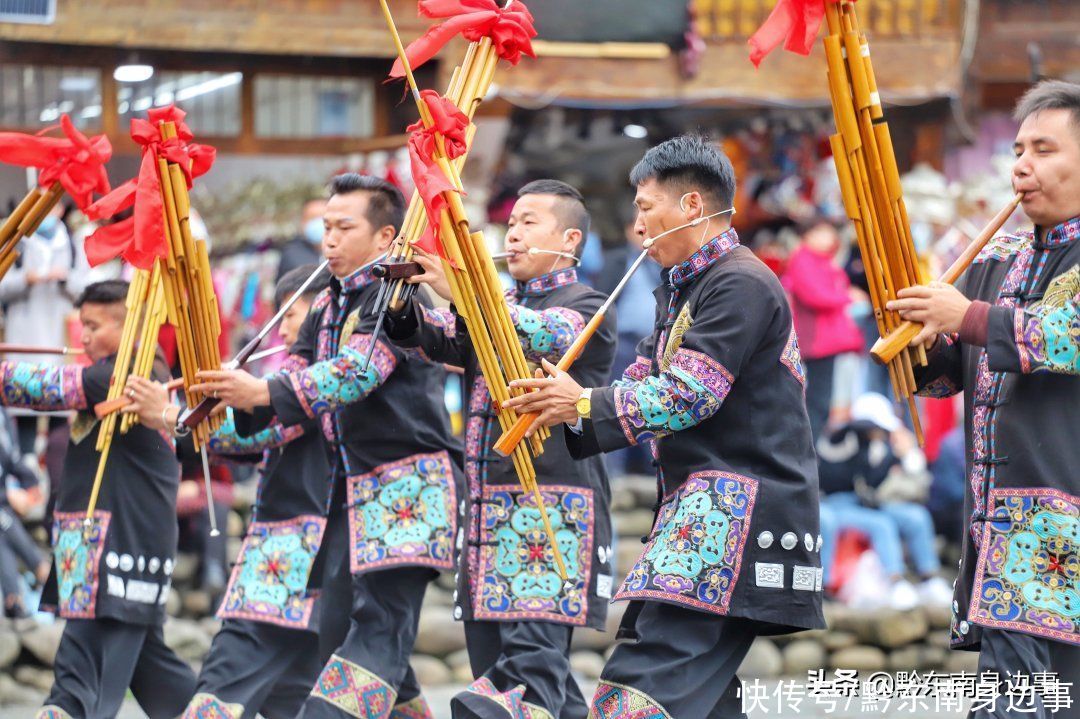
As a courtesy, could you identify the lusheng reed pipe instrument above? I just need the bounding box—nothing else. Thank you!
[377,0,569,582]
[870,193,1024,365]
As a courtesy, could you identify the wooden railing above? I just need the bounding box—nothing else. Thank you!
[693,0,964,41]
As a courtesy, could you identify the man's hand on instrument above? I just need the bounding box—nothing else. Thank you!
[503,358,583,437]
[121,376,172,430]
[888,282,971,348]
[407,248,453,302]
[189,369,271,412]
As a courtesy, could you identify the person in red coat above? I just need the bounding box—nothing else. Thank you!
[782,221,864,440]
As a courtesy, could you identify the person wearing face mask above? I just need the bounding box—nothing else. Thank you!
[0,202,92,453]
[383,179,617,719]
[276,197,330,284]
[887,79,1080,711]
[187,174,461,719]
[501,136,824,719]
[0,280,197,719]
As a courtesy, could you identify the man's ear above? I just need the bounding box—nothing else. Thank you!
[563,228,583,252]
[375,225,397,252]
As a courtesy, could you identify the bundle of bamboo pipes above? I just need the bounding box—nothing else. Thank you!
[154,120,224,449]
[0,182,65,282]
[86,263,167,521]
[85,119,224,526]
[378,0,567,581]
[822,0,926,444]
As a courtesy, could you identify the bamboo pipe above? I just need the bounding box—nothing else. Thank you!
[870,193,1024,365]
[378,0,567,580]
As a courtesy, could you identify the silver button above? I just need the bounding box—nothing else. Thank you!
[959,621,969,635]
[453,606,463,620]
[952,600,959,613]
[815,535,822,552]
[781,532,798,550]
[757,531,774,549]
[804,533,814,552]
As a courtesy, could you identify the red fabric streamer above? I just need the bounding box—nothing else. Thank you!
[390,0,537,78]
[84,106,216,270]
[748,0,845,68]
[407,91,470,261]
[0,115,112,211]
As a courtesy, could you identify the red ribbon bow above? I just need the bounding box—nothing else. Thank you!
[407,91,470,258]
[748,0,844,68]
[390,0,537,78]
[0,115,112,211]
[84,105,216,270]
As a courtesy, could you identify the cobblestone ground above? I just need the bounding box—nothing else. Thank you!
[7,679,979,718]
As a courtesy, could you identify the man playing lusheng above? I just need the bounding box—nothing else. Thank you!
[889,79,1079,716]
[387,179,617,718]
[0,280,196,718]
[504,136,825,718]
[190,174,462,719]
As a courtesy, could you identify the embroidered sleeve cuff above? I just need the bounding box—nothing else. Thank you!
[958,300,991,346]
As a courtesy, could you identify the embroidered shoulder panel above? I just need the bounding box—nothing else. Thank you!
[973,232,1032,264]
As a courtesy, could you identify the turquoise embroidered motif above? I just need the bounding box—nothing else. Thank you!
[346,451,456,573]
[0,361,86,411]
[291,333,397,422]
[506,304,585,365]
[970,488,1079,645]
[615,348,733,445]
[218,515,325,629]
[473,485,594,626]
[616,471,757,615]
[52,511,110,619]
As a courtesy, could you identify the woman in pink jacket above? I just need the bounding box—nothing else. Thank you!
[783,221,865,440]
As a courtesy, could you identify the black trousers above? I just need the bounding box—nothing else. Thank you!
[591,601,756,719]
[970,628,1080,719]
[452,620,588,719]
[184,619,323,719]
[42,617,197,719]
[299,508,433,718]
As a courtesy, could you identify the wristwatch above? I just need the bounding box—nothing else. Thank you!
[575,388,593,420]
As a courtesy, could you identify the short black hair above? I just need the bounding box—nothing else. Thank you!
[518,179,590,255]
[75,280,129,308]
[629,135,736,209]
[1014,79,1080,141]
[275,263,331,307]
[329,173,406,235]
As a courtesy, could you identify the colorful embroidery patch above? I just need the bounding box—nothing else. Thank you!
[507,304,585,365]
[779,325,806,385]
[462,677,554,719]
[347,451,457,573]
[218,515,325,629]
[291,333,397,423]
[615,471,757,615]
[0,361,86,411]
[181,692,244,719]
[421,306,457,339]
[388,695,434,719]
[311,655,396,719]
[52,511,110,619]
[591,681,674,719]
[969,488,1079,645]
[615,348,733,445]
[973,232,1031,264]
[1015,266,1080,375]
[473,485,594,626]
